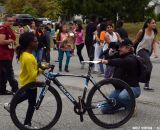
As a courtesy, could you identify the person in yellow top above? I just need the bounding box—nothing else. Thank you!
[19,51,42,86]
[4,32,42,128]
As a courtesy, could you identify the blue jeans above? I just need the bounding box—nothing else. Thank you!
[101,86,141,113]
[59,49,70,67]
[104,65,115,78]
[33,48,43,65]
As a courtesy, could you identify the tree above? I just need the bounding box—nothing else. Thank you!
[61,0,153,22]
[0,0,5,5]
[5,0,62,19]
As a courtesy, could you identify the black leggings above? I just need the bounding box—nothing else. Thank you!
[76,43,84,63]
[16,88,37,125]
[138,49,153,83]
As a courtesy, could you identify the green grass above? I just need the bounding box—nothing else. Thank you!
[124,22,160,40]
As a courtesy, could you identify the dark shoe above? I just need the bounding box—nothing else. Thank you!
[59,66,62,72]
[0,90,13,95]
[144,83,154,91]
[144,87,154,91]
[64,65,69,72]
[144,83,149,88]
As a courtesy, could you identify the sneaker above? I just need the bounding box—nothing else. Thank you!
[25,125,38,129]
[4,103,10,113]
[143,87,154,91]
[98,102,115,114]
[144,83,154,91]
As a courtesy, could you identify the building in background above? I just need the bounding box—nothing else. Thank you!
[149,0,160,15]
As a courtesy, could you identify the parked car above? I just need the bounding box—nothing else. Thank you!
[37,18,52,25]
[12,14,41,26]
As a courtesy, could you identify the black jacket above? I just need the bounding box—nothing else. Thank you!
[108,52,139,87]
[36,29,45,49]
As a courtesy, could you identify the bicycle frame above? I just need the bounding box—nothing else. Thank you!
[43,71,97,107]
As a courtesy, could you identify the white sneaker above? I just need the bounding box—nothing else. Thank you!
[4,103,10,113]
[25,125,38,129]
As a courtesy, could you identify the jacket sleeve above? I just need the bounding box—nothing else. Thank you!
[108,57,131,68]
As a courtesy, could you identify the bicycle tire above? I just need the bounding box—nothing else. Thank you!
[87,78,135,129]
[10,82,62,130]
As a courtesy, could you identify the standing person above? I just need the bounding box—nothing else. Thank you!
[43,26,51,64]
[57,24,70,72]
[133,18,158,91]
[50,24,55,49]
[93,24,101,73]
[15,23,25,35]
[34,25,45,65]
[93,17,105,73]
[75,22,85,69]
[68,22,76,56]
[96,23,107,76]
[116,20,128,40]
[27,21,36,35]
[4,32,43,128]
[85,16,97,61]
[104,23,122,79]
[106,23,122,44]
[54,23,60,50]
[0,15,18,95]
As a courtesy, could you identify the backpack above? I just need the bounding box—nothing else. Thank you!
[135,55,148,83]
[134,29,145,54]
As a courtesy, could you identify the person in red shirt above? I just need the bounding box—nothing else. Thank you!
[0,15,18,95]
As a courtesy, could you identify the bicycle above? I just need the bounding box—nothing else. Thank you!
[9,62,135,130]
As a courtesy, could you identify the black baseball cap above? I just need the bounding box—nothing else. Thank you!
[119,38,133,48]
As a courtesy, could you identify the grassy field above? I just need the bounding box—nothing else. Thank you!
[124,22,160,40]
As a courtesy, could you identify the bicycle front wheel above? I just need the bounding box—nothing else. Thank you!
[87,78,135,129]
[10,82,62,130]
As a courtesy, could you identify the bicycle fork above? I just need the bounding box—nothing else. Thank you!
[35,84,49,110]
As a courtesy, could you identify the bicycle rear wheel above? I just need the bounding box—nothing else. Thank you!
[10,82,62,130]
[87,78,135,129]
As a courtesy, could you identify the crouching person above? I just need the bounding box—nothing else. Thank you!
[99,38,141,114]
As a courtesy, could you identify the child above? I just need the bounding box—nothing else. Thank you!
[56,24,70,72]
[4,32,43,128]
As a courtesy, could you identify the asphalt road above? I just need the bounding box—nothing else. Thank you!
[0,47,160,130]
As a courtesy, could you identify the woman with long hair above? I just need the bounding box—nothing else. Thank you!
[75,22,85,69]
[133,18,158,91]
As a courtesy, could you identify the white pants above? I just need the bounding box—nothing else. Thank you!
[94,43,102,72]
